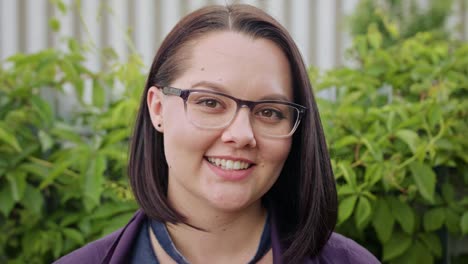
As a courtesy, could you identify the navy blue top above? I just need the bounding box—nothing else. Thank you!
[131,216,271,263]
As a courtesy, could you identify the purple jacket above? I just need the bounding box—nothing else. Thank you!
[54,210,380,264]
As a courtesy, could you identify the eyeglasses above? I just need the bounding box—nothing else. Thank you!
[158,86,307,138]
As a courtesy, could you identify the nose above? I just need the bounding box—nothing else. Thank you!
[221,107,257,148]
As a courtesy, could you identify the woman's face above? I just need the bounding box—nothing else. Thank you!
[148,31,293,214]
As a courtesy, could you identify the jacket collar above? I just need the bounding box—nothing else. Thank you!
[103,209,285,264]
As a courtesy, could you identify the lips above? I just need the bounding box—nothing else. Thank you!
[206,157,253,170]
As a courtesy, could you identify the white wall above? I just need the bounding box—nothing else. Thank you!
[0,0,365,69]
[2,0,466,68]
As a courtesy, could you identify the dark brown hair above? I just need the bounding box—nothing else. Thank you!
[128,4,337,263]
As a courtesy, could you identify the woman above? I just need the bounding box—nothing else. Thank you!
[56,4,379,264]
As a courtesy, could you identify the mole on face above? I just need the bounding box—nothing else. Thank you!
[200,67,205,71]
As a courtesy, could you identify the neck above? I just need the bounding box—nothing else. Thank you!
[166,202,267,264]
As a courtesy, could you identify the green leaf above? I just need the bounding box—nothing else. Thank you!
[423,207,446,231]
[31,95,54,126]
[60,214,84,227]
[100,212,134,236]
[338,162,357,187]
[338,195,358,224]
[445,208,461,233]
[389,197,415,234]
[409,161,436,203]
[372,198,395,243]
[337,184,356,196]
[361,137,382,161]
[418,232,442,257]
[383,232,412,261]
[367,24,383,49]
[52,231,64,258]
[6,171,27,202]
[0,125,22,152]
[427,104,442,128]
[89,201,137,220]
[21,184,44,215]
[460,211,468,235]
[38,130,54,152]
[83,153,106,211]
[403,240,434,264]
[48,17,61,32]
[395,129,420,154]
[441,182,455,203]
[92,79,106,108]
[364,163,383,187]
[333,135,358,149]
[39,156,76,189]
[0,183,15,216]
[354,196,372,230]
[62,228,84,245]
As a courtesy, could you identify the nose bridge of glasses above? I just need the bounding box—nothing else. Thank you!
[229,103,254,130]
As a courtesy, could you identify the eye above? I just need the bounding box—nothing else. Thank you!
[197,98,222,108]
[255,108,285,120]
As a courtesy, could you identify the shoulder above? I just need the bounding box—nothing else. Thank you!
[53,229,122,264]
[314,232,380,264]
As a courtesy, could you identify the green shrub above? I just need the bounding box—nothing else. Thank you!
[313,21,468,263]
[0,41,141,263]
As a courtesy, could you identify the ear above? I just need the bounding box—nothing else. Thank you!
[147,86,164,133]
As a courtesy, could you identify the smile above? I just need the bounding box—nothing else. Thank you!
[206,157,252,170]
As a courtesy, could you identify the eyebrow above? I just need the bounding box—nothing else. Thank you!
[190,80,292,102]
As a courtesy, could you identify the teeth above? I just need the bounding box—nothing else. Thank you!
[207,158,251,170]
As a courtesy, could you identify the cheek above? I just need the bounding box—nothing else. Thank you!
[255,139,292,183]
[262,139,292,165]
[162,105,219,168]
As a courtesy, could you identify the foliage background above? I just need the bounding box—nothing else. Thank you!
[0,0,467,263]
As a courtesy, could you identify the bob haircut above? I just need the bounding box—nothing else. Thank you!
[128,4,337,263]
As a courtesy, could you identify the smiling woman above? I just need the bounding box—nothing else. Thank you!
[54,4,379,264]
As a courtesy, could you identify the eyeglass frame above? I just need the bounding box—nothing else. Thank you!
[157,86,308,138]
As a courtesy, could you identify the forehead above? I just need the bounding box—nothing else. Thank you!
[176,31,293,100]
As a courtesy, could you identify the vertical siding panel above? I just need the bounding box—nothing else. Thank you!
[52,0,74,51]
[80,0,103,105]
[17,0,26,53]
[46,2,54,49]
[315,0,336,70]
[180,0,190,16]
[334,0,343,66]
[462,0,468,40]
[315,0,337,100]
[106,0,128,62]
[154,0,163,56]
[81,0,102,70]
[212,0,228,5]
[341,0,359,67]
[25,0,47,53]
[187,0,207,12]
[290,0,310,65]
[308,0,318,66]
[241,0,260,7]
[265,0,286,26]
[134,0,158,67]
[53,0,79,115]
[161,0,181,37]
[283,0,291,33]
[0,0,19,60]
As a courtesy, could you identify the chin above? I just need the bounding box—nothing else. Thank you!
[205,188,259,212]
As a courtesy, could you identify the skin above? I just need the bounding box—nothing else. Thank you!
[147,31,293,263]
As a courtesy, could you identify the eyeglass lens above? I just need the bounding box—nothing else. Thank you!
[185,91,299,137]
